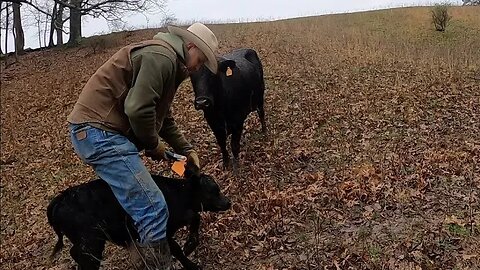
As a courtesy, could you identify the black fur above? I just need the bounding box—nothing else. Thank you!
[47,172,231,270]
[191,48,267,170]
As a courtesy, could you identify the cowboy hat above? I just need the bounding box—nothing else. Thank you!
[168,23,219,73]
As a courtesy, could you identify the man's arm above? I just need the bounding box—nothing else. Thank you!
[159,109,193,155]
[124,51,174,150]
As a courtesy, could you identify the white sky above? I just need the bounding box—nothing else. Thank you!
[2,0,463,52]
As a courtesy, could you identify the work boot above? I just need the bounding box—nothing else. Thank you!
[128,239,172,270]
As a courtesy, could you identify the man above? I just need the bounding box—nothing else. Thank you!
[67,23,219,269]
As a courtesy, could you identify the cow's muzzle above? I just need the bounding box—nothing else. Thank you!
[194,97,212,110]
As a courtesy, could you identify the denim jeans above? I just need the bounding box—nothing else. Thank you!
[69,123,168,245]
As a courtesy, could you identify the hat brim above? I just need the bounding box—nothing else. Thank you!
[168,25,218,74]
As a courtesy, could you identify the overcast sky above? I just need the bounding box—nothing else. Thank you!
[2,0,463,52]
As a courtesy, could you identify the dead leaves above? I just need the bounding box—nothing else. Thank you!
[2,7,480,270]
[337,163,384,203]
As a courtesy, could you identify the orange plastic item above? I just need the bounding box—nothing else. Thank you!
[171,160,186,177]
[226,67,233,76]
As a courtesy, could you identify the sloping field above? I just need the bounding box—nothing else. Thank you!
[1,6,479,270]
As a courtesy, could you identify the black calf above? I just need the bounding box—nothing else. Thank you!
[47,170,231,270]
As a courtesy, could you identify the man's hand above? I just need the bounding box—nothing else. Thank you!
[186,150,200,169]
[145,140,167,161]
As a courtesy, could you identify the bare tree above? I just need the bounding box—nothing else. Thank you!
[65,0,167,45]
[48,2,58,47]
[5,0,52,48]
[4,0,51,17]
[161,12,177,27]
[67,0,81,44]
[29,1,46,47]
[4,3,11,58]
[54,1,66,45]
[13,3,25,54]
[0,2,4,55]
[43,7,48,45]
[463,0,480,5]
[3,0,168,49]
[47,1,67,47]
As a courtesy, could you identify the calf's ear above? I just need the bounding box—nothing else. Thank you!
[184,163,201,179]
[218,59,236,73]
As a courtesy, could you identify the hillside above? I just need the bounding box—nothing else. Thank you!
[1,6,479,269]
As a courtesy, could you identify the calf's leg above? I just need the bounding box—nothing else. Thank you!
[168,237,200,270]
[183,212,201,256]
[70,238,105,270]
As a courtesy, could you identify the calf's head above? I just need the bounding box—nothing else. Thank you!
[185,165,231,212]
[190,58,236,111]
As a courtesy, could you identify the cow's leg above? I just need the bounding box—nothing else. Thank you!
[216,130,230,169]
[168,236,201,270]
[254,81,267,134]
[70,238,105,270]
[207,118,230,169]
[230,122,245,174]
[257,95,267,134]
[183,212,201,256]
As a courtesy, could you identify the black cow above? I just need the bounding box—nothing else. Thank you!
[47,168,231,270]
[191,48,266,171]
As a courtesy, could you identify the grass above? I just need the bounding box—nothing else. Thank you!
[448,224,470,236]
[368,244,383,262]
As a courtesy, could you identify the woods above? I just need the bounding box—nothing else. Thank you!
[0,0,166,54]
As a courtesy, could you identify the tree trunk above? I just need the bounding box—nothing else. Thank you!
[48,3,58,47]
[5,4,10,59]
[0,2,3,55]
[12,14,18,62]
[43,12,48,47]
[68,0,82,45]
[37,19,42,47]
[56,4,64,45]
[12,3,24,54]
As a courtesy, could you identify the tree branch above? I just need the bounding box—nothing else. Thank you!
[3,0,51,17]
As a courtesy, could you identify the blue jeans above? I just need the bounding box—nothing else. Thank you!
[69,123,168,245]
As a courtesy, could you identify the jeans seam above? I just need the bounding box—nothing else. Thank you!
[105,137,167,243]
[70,123,91,134]
[105,136,163,216]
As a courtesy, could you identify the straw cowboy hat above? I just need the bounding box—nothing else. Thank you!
[168,23,219,73]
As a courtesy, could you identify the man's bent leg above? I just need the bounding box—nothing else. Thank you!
[69,124,168,244]
[70,125,171,269]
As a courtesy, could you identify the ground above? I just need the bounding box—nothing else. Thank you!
[1,6,479,270]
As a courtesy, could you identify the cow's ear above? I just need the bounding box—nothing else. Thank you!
[218,59,236,73]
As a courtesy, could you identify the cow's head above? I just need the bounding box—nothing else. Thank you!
[185,164,231,212]
[190,58,236,111]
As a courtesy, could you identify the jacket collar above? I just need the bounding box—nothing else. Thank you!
[153,32,190,65]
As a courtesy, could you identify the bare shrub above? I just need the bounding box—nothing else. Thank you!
[83,35,119,54]
[432,4,452,32]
